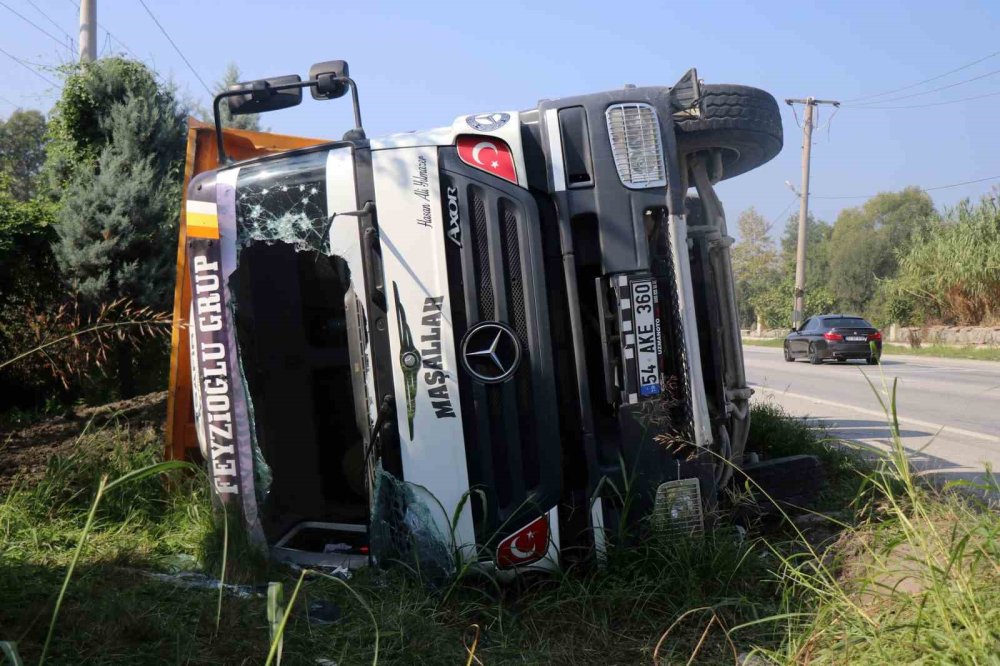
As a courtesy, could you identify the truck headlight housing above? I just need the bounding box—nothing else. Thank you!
[605,103,666,189]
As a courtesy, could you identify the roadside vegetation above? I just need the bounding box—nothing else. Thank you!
[741,336,1000,362]
[2,381,997,665]
[732,189,1000,332]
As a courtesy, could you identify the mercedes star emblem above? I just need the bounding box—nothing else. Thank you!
[460,321,521,384]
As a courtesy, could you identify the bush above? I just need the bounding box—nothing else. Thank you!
[882,193,1000,325]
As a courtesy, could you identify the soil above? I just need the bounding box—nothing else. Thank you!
[0,391,167,492]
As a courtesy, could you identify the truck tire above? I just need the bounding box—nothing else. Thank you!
[676,84,783,180]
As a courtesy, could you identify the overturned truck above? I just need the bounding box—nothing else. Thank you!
[172,61,782,574]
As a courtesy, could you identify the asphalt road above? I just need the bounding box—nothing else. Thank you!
[743,345,1000,488]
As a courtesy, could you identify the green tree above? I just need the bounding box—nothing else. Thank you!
[49,58,186,396]
[0,109,47,201]
[732,207,779,328]
[751,276,837,329]
[780,213,832,289]
[0,175,61,407]
[214,62,262,131]
[827,188,938,313]
[45,58,173,192]
[743,213,836,329]
[49,58,185,310]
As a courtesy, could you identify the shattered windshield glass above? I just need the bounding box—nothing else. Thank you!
[236,152,332,254]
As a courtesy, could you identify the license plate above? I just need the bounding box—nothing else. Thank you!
[846,335,866,342]
[614,275,664,404]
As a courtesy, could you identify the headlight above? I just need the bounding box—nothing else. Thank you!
[605,103,667,189]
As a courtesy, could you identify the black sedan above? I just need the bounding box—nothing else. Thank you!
[784,315,882,365]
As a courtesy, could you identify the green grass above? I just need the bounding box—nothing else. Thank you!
[880,343,1000,362]
[1,387,998,665]
[742,336,1000,361]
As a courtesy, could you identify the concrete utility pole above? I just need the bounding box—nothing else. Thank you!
[78,0,96,62]
[785,97,839,330]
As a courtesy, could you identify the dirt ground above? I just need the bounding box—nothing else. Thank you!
[0,391,167,492]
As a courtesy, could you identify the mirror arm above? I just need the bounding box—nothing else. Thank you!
[345,77,363,134]
[211,76,363,166]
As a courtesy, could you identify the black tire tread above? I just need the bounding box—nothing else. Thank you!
[676,84,783,180]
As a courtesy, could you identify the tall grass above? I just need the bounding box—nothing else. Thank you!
[2,380,998,663]
[884,193,1000,325]
[742,370,1000,664]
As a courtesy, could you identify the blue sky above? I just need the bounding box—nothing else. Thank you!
[3,0,998,239]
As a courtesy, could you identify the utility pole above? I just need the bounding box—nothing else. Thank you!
[785,97,839,330]
[78,0,96,62]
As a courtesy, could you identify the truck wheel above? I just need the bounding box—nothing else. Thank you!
[676,84,783,180]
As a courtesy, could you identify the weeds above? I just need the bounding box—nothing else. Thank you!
[2,375,998,664]
[0,298,171,391]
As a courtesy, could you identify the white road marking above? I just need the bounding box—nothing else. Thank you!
[753,386,1000,444]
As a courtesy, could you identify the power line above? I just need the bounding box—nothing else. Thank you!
[768,195,800,228]
[842,89,1000,110]
[810,175,999,200]
[24,0,75,44]
[844,49,1000,103]
[846,67,1000,106]
[0,0,73,52]
[0,46,58,87]
[135,0,212,97]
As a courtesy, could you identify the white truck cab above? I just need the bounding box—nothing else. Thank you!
[184,61,782,575]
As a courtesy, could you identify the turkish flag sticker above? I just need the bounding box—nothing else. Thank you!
[496,515,549,569]
[456,135,517,184]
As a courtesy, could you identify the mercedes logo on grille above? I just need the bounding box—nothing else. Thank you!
[460,321,521,384]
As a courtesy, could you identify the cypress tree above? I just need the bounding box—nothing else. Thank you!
[50,58,186,395]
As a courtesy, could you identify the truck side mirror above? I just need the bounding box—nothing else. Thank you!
[309,60,350,100]
[227,74,303,115]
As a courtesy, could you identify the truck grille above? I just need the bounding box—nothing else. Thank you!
[441,153,560,543]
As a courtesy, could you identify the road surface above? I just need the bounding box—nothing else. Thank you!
[743,345,1000,489]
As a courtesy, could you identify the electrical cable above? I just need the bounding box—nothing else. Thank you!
[843,49,1000,103]
[0,0,72,52]
[810,175,999,200]
[845,67,1000,106]
[135,0,212,97]
[769,195,800,228]
[0,46,58,86]
[24,0,75,44]
[842,89,1000,110]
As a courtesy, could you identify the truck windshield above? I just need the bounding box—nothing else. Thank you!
[228,150,369,543]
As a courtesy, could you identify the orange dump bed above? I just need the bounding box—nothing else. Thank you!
[165,120,327,461]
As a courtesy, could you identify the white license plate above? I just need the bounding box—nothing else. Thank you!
[630,280,661,396]
[846,335,866,342]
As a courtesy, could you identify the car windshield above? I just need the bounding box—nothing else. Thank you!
[823,317,872,328]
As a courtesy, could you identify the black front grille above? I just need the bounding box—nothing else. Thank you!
[470,191,494,320]
[440,151,560,545]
